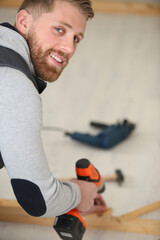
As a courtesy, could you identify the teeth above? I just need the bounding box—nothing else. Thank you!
[50,53,62,63]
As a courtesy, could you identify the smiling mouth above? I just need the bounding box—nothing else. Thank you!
[49,52,63,64]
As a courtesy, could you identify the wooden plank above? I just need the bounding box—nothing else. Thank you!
[92,1,160,16]
[0,199,160,235]
[120,201,160,221]
[0,199,54,226]
[0,0,160,17]
[0,0,22,7]
[84,215,160,235]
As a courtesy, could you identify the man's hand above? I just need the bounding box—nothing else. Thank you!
[70,179,106,214]
[82,194,107,215]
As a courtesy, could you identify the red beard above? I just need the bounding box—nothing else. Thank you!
[27,31,69,82]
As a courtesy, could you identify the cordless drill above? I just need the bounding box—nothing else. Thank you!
[53,158,105,240]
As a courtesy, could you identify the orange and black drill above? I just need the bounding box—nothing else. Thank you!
[53,158,105,240]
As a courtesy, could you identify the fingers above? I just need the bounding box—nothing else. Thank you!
[70,179,106,215]
[85,194,107,215]
[71,179,97,212]
[94,194,107,212]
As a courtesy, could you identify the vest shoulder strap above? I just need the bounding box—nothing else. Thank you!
[0,45,46,169]
[0,45,47,94]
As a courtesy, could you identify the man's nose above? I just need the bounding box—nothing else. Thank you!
[60,36,75,58]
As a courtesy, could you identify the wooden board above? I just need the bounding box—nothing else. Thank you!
[0,199,160,235]
[92,1,160,16]
[0,0,160,17]
[0,0,22,7]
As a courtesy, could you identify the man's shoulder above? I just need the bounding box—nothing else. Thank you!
[0,46,47,93]
[0,22,18,32]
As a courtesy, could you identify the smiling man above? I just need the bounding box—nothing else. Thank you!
[19,0,87,82]
[0,0,106,218]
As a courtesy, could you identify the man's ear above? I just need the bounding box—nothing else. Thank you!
[16,10,32,37]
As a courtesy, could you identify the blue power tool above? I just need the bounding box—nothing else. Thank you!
[65,119,135,149]
[43,119,136,149]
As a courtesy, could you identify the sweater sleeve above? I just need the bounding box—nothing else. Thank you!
[0,67,81,217]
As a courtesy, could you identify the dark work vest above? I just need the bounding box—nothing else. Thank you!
[0,45,47,169]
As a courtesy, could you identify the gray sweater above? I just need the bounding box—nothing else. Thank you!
[0,24,81,217]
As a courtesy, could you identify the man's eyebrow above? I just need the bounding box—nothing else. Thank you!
[59,21,84,38]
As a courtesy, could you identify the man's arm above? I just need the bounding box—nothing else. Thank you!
[0,68,82,217]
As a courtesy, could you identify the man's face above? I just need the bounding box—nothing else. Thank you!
[25,1,86,82]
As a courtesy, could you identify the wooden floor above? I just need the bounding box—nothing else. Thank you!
[0,6,160,240]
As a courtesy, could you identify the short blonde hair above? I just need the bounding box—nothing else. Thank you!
[18,0,94,20]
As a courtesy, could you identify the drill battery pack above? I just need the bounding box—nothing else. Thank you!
[54,209,86,240]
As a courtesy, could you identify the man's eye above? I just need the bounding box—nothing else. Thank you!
[56,27,63,33]
[74,36,80,43]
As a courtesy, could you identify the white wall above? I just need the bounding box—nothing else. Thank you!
[0,7,160,240]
